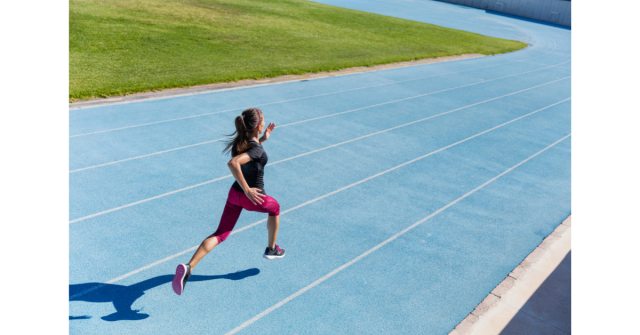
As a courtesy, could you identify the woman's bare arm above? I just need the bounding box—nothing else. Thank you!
[259,123,276,144]
[227,153,266,205]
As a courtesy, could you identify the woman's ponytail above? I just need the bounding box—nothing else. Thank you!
[236,115,247,136]
[223,108,262,156]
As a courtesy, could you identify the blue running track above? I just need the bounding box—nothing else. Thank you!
[69,1,571,334]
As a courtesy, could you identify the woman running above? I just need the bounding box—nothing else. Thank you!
[172,107,285,295]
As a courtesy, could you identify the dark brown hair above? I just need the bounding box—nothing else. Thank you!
[223,108,262,157]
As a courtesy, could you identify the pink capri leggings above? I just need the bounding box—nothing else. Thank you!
[210,187,280,244]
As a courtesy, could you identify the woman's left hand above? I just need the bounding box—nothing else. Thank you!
[260,123,276,143]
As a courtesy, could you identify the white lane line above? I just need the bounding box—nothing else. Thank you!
[68,77,569,224]
[69,246,199,300]
[69,66,499,138]
[69,70,475,138]
[69,138,227,173]
[268,61,568,130]
[69,98,570,299]
[68,48,563,138]
[515,38,557,63]
[70,60,570,173]
[224,133,572,335]
[68,175,232,224]
[70,284,105,300]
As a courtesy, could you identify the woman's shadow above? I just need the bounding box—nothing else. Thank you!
[69,268,260,322]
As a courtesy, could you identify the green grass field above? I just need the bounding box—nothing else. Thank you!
[70,0,527,101]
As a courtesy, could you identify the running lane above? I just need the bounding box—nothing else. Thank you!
[69,1,570,334]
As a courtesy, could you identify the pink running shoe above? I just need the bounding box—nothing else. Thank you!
[172,264,191,295]
[263,245,285,259]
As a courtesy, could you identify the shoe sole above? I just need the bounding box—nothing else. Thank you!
[263,253,285,260]
[172,264,187,295]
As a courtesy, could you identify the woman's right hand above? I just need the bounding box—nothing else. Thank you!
[245,188,266,205]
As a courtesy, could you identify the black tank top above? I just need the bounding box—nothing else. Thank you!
[231,139,268,195]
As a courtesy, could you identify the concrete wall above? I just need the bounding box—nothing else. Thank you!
[437,0,571,27]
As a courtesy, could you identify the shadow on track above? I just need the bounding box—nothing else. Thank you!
[69,268,260,322]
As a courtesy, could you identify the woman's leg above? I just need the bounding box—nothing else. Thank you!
[267,215,279,249]
[237,192,284,258]
[187,236,219,271]
[240,194,281,248]
[187,191,243,271]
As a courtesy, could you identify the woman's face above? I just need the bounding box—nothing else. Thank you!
[259,115,265,133]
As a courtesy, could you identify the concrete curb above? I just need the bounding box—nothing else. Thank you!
[69,54,484,110]
[448,215,572,335]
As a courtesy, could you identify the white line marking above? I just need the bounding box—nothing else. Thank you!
[68,175,233,224]
[69,98,570,299]
[69,245,199,300]
[224,133,572,335]
[69,138,227,173]
[515,38,557,64]
[69,284,105,300]
[70,60,570,173]
[69,77,569,223]
[69,48,564,138]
